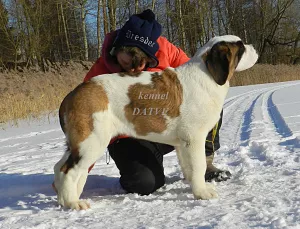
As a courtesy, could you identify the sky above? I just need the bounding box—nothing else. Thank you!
[0,80,300,229]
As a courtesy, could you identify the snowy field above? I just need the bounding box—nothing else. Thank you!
[1,80,300,229]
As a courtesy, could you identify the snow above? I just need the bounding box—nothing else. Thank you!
[1,80,300,229]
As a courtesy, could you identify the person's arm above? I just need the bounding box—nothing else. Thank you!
[84,31,120,82]
[161,37,190,68]
[83,57,109,82]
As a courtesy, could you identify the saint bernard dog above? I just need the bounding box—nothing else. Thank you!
[53,35,258,210]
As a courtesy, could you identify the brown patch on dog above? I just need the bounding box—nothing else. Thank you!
[203,41,245,85]
[124,68,183,136]
[59,81,109,173]
[227,41,245,81]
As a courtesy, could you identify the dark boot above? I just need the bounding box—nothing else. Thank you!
[205,154,231,182]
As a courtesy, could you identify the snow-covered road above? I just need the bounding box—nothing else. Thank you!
[1,81,300,229]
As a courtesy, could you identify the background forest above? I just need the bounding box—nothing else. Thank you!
[1,0,300,124]
[1,0,300,71]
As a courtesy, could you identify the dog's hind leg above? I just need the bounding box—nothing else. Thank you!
[54,126,111,210]
[181,131,218,200]
[54,149,85,209]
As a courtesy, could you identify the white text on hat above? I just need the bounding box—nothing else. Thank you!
[125,30,156,48]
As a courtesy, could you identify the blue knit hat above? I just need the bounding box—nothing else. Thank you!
[111,9,162,68]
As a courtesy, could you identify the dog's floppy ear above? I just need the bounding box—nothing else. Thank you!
[204,41,245,85]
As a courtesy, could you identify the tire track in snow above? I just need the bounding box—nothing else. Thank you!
[217,83,300,227]
[266,91,293,138]
[222,90,264,146]
[223,82,300,170]
[222,82,300,147]
[243,83,300,145]
[252,85,300,152]
[239,94,261,145]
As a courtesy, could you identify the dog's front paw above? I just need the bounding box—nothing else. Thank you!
[193,183,218,200]
[67,200,91,210]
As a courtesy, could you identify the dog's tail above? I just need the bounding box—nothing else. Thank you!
[59,89,74,134]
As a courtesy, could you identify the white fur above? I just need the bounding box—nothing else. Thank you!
[54,35,258,209]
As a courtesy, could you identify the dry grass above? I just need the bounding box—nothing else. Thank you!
[0,61,92,126]
[231,64,300,86]
[1,63,300,126]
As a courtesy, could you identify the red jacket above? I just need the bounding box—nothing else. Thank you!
[84,30,190,144]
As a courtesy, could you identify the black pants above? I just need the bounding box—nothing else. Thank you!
[108,112,223,195]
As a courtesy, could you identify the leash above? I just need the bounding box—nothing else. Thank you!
[205,121,219,152]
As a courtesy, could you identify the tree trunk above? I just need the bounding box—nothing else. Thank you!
[97,0,102,57]
[56,3,63,60]
[176,0,186,51]
[108,0,116,31]
[80,0,88,61]
[215,0,227,34]
[135,0,138,13]
[165,0,171,41]
[102,0,109,34]
[208,1,215,37]
[241,3,248,43]
[60,2,72,59]
[152,0,156,11]
[225,0,233,34]
[258,0,294,62]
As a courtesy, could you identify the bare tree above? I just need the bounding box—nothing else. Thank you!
[0,0,299,69]
[258,0,295,62]
[59,1,72,59]
[0,0,19,68]
[152,0,156,11]
[97,0,102,56]
[102,0,109,35]
[175,0,186,51]
[135,0,139,14]
[78,0,88,61]
[108,0,116,31]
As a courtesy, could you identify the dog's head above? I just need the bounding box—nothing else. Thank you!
[199,35,258,85]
